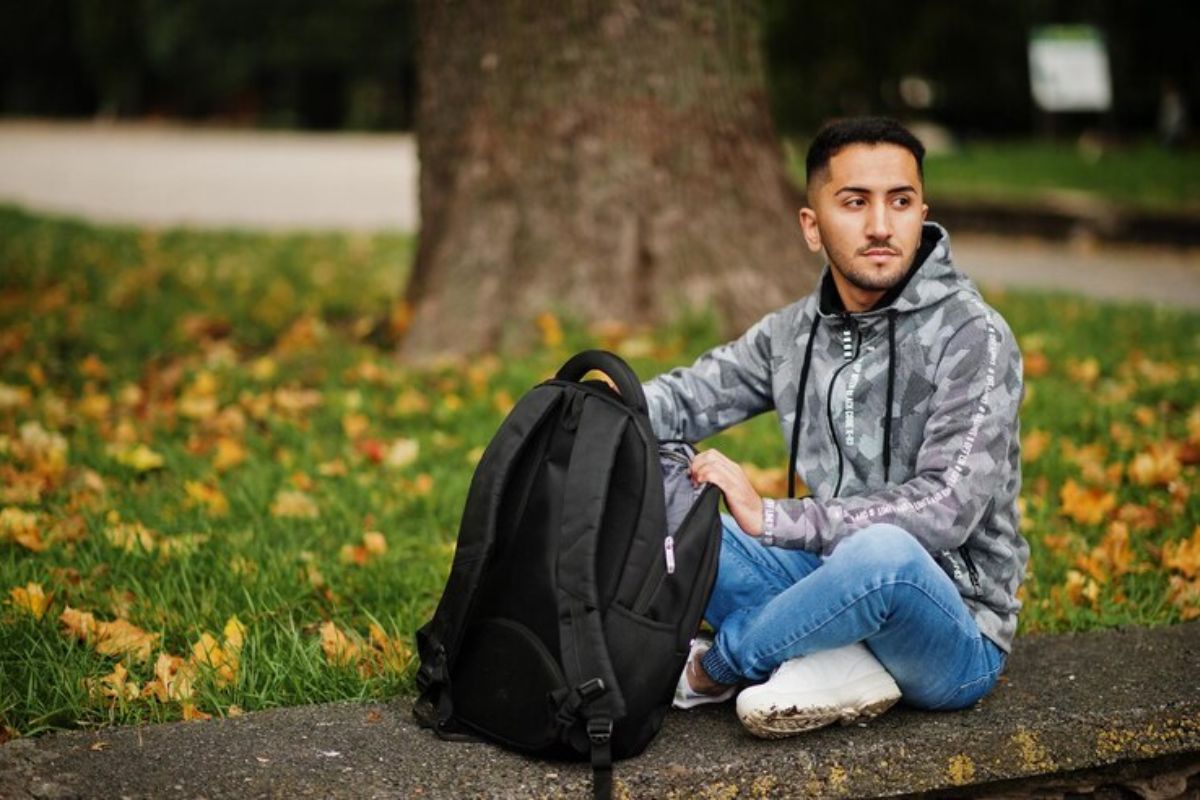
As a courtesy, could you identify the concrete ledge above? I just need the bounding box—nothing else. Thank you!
[2,623,1198,799]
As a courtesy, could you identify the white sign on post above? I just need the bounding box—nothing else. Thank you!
[1028,25,1113,112]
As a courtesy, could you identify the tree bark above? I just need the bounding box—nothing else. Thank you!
[404,0,815,357]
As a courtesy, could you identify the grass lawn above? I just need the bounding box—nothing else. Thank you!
[786,138,1200,215]
[2,205,1198,737]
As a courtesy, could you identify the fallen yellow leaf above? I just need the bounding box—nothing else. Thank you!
[1162,527,1200,579]
[0,507,45,551]
[210,437,246,472]
[1021,430,1052,463]
[1058,479,1116,526]
[342,413,370,440]
[184,480,230,517]
[320,621,361,667]
[536,312,564,348]
[270,490,319,519]
[8,582,52,619]
[385,438,420,470]
[181,702,212,721]
[1128,443,1182,487]
[105,520,157,552]
[109,443,165,473]
[60,607,160,662]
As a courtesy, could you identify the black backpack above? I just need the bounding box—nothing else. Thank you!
[414,350,722,799]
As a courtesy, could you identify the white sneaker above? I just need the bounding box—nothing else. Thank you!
[735,643,901,738]
[672,638,737,709]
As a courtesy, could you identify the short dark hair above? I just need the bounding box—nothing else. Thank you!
[805,117,926,186]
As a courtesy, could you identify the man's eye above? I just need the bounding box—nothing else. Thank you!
[845,198,865,208]
[893,196,911,208]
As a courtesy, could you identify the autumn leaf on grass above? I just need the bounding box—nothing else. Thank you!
[16,421,68,478]
[212,436,247,473]
[1058,479,1116,526]
[342,413,370,441]
[319,621,411,676]
[1065,358,1100,387]
[142,653,195,703]
[1128,443,1182,487]
[104,519,157,553]
[0,507,45,551]
[272,386,323,416]
[398,473,434,497]
[108,443,165,473]
[8,582,52,619]
[320,621,362,667]
[1023,350,1051,378]
[178,372,220,420]
[368,624,412,674]
[1064,569,1100,608]
[1074,521,1143,583]
[184,480,229,517]
[1161,527,1200,579]
[1061,441,1118,485]
[536,312,564,349]
[0,383,32,411]
[385,438,420,470]
[85,663,140,702]
[390,388,430,417]
[340,531,387,566]
[1021,430,1052,463]
[270,490,319,519]
[1167,576,1200,621]
[60,606,160,662]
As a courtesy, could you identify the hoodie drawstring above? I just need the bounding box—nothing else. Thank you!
[787,314,821,498]
[883,310,897,483]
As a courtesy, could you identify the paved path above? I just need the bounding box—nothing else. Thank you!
[1,120,1198,308]
[0,121,418,233]
[2,623,1198,799]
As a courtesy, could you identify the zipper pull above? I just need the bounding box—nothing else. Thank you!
[664,536,676,574]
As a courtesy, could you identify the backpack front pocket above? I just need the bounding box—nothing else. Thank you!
[451,616,567,752]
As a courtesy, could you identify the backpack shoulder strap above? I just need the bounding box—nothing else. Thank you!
[415,384,563,734]
[555,394,630,798]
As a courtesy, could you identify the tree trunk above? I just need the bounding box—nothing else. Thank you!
[403,0,815,357]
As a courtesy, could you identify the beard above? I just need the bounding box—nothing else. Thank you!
[827,240,916,293]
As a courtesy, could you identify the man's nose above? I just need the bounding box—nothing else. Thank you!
[866,201,892,241]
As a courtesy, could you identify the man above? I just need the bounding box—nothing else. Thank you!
[643,117,1027,738]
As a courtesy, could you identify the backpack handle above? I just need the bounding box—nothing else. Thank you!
[556,350,648,415]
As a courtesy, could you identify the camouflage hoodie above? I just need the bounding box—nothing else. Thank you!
[643,223,1028,652]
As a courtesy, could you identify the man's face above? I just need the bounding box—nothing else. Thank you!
[798,143,928,312]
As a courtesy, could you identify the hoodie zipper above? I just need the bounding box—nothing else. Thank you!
[959,546,982,596]
[825,317,860,497]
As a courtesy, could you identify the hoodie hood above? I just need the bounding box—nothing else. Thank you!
[817,222,975,317]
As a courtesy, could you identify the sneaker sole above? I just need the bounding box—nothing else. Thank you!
[738,692,899,739]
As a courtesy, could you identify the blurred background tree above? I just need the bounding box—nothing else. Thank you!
[402,0,810,355]
[2,0,1195,137]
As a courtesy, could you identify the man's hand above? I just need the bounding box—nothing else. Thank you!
[690,448,764,536]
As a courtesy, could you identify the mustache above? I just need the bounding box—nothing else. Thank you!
[856,241,901,255]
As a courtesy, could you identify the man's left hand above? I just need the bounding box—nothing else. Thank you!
[690,448,764,536]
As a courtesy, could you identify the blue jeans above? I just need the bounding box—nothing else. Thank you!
[700,518,1006,710]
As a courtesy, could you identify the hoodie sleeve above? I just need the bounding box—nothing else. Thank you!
[642,312,778,442]
[762,311,1022,555]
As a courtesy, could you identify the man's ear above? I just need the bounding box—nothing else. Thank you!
[798,207,823,253]
[922,203,929,221]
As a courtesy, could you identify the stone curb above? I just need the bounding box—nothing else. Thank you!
[2,623,1198,799]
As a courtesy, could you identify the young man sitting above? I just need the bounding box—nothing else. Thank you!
[643,117,1028,737]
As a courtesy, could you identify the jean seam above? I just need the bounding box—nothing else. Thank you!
[927,658,1003,711]
[748,577,977,671]
[724,529,799,592]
